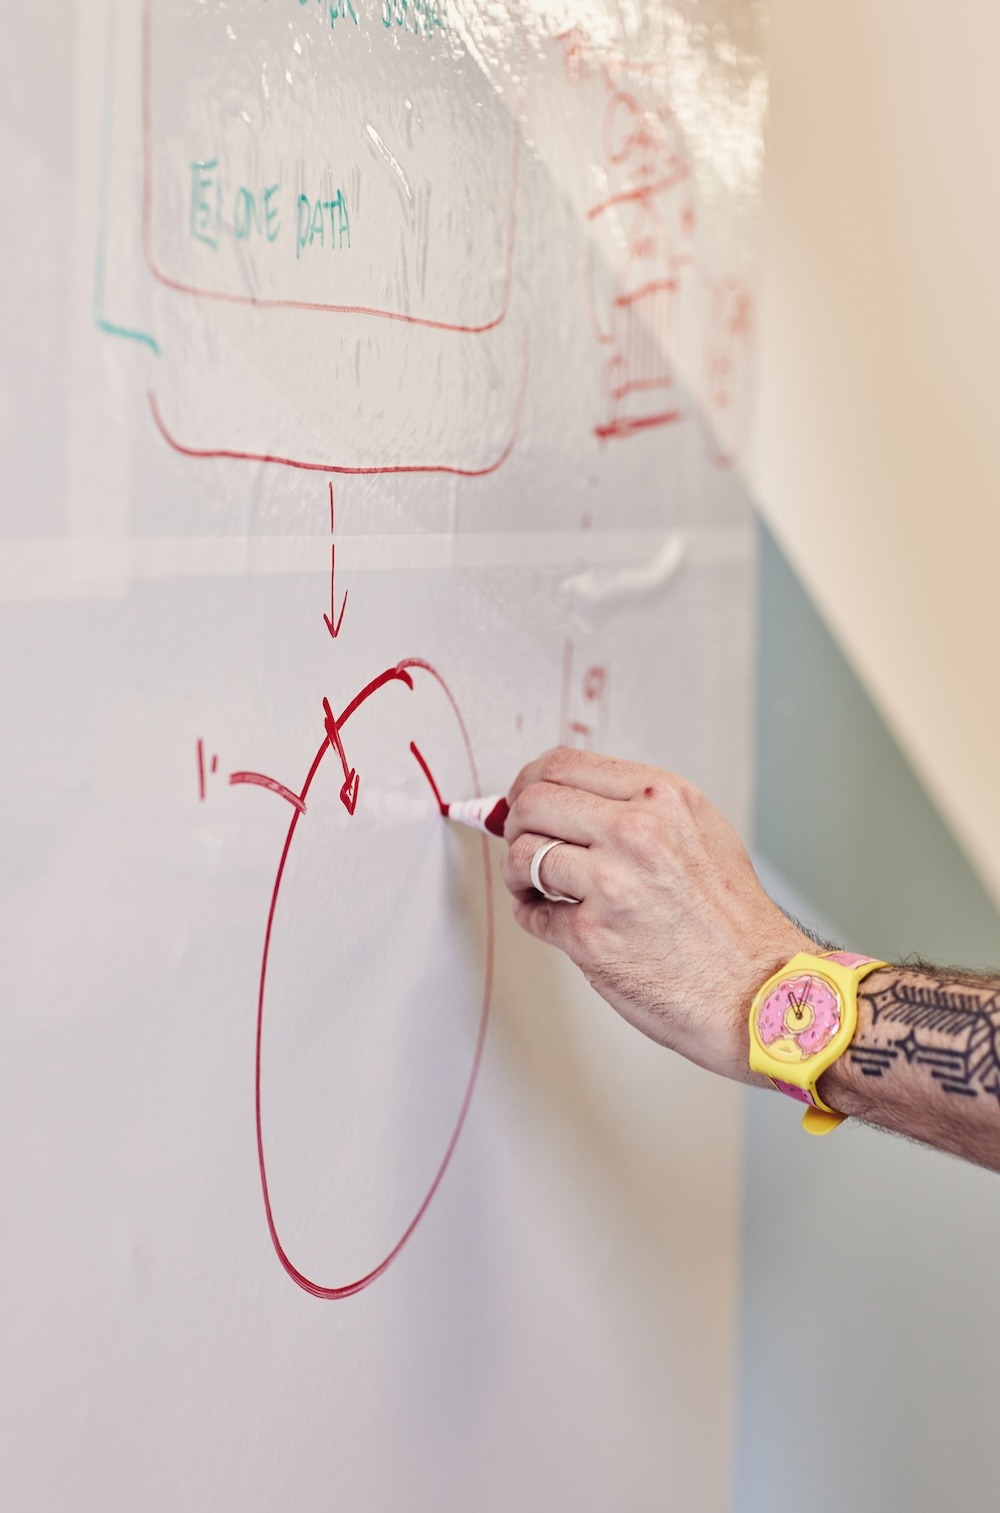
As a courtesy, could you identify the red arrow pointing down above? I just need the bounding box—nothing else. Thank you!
[322,697,359,816]
[323,543,348,639]
[338,768,360,815]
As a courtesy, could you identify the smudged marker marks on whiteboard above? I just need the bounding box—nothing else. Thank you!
[229,772,306,814]
[255,658,493,1300]
[365,123,414,226]
[560,532,686,605]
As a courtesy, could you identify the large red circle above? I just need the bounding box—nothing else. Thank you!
[254,659,494,1298]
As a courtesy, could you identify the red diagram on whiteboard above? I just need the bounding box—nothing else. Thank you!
[190,481,498,1299]
[254,658,494,1299]
[118,1,529,478]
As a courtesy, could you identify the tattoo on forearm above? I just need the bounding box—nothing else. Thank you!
[852,973,1000,1103]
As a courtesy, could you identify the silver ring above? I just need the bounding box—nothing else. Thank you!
[529,838,581,904]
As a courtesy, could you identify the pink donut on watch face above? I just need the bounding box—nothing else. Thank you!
[754,973,843,1063]
[750,953,882,1125]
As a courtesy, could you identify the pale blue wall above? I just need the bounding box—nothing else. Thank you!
[735,520,1000,1513]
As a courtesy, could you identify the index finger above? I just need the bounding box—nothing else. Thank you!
[507,747,659,805]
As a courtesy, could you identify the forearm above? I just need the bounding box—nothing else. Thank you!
[500,747,1000,1177]
[815,965,1000,1173]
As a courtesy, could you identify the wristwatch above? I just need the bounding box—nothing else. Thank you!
[748,950,887,1135]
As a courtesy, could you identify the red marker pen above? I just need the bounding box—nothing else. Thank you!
[445,795,509,838]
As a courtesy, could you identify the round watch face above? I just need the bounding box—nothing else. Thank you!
[754,973,842,1063]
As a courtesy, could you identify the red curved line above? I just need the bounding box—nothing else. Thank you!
[145,336,528,477]
[141,0,521,336]
[409,739,448,815]
[335,665,414,729]
[256,659,492,1298]
[229,771,307,813]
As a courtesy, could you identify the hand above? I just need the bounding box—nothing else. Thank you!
[501,748,814,1086]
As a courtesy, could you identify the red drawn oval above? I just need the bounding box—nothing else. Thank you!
[254,660,494,1298]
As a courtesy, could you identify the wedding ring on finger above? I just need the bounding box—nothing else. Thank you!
[529,838,582,904]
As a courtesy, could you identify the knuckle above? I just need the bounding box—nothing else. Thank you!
[510,833,536,870]
[539,747,574,784]
[511,898,534,934]
[614,806,660,858]
[664,776,702,819]
[504,793,529,837]
[502,835,526,883]
[513,782,545,821]
[592,863,625,908]
[529,902,554,939]
[502,796,523,841]
[677,780,705,817]
[568,909,605,962]
[508,754,548,805]
[508,764,529,798]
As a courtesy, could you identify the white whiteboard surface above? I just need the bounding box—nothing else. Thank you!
[1,3,765,1508]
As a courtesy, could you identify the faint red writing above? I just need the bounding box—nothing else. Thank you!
[560,640,610,750]
[559,29,755,464]
[702,274,754,468]
[586,79,693,443]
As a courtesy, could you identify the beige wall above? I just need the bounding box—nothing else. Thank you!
[750,0,1000,906]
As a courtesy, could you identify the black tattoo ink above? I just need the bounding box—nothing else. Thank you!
[852,976,1000,1104]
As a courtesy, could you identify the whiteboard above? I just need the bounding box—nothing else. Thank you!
[0,2,765,1508]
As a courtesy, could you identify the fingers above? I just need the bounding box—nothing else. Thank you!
[508,747,661,807]
[503,779,614,847]
[501,832,589,903]
[511,894,583,955]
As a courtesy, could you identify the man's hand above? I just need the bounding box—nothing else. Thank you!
[502,747,1000,1173]
[501,747,812,1086]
